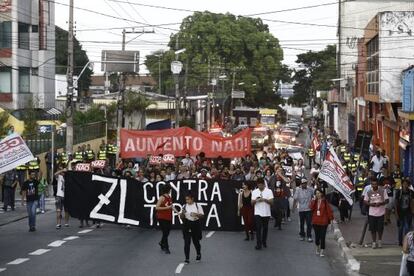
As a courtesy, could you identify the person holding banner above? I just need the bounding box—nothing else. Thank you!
[180,193,204,264]
[252,178,274,250]
[156,184,174,254]
[364,177,389,249]
[238,182,254,241]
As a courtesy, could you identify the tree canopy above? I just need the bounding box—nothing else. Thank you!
[289,45,336,105]
[145,12,289,108]
[55,26,93,92]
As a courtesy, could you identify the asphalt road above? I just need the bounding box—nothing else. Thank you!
[0,206,351,276]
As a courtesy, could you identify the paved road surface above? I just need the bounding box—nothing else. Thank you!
[0,208,350,276]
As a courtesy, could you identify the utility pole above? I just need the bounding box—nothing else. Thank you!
[230,70,236,118]
[122,28,155,51]
[65,0,74,155]
[175,35,180,128]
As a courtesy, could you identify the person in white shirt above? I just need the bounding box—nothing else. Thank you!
[252,178,274,250]
[54,168,70,229]
[371,151,385,174]
[181,153,194,168]
[180,193,204,264]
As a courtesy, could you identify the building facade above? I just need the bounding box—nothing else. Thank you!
[355,11,414,169]
[335,0,414,143]
[0,0,55,109]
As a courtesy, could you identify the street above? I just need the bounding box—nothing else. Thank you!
[0,207,350,276]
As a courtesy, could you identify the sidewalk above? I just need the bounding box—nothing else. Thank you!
[0,197,55,226]
[337,204,402,276]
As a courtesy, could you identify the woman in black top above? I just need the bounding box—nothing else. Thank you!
[238,182,254,240]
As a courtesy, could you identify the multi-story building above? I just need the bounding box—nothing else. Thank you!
[0,0,55,109]
[356,11,414,168]
[333,0,414,143]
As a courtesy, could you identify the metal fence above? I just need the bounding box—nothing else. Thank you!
[26,121,106,155]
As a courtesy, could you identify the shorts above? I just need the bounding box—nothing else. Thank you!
[55,196,65,211]
[368,215,384,233]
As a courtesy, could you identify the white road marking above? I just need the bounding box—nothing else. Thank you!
[175,263,185,274]
[7,258,29,265]
[78,229,93,234]
[206,231,215,238]
[64,236,79,241]
[0,268,6,272]
[29,249,50,256]
[48,240,66,247]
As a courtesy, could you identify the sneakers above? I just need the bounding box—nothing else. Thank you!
[377,240,382,248]
[184,259,190,264]
[287,217,292,222]
[41,210,45,214]
[300,237,305,241]
[64,224,69,227]
[316,246,320,255]
[29,227,36,232]
[56,224,61,229]
[320,249,325,257]
[372,242,377,249]
[307,238,313,243]
[196,255,201,262]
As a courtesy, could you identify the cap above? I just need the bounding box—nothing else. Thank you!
[301,178,308,184]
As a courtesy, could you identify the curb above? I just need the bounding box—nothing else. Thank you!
[332,220,361,273]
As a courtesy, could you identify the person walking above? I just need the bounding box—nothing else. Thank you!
[2,169,18,211]
[38,172,48,214]
[55,168,70,229]
[272,186,285,230]
[403,230,414,275]
[293,178,314,242]
[252,178,273,250]
[310,189,334,257]
[180,193,204,264]
[395,179,414,246]
[156,184,173,254]
[238,182,254,240]
[364,176,389,249]
[21,171,40,232]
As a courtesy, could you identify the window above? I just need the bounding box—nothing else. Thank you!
[0,67,11,93]
[19,67,30,93]
[18,22,30,49]
[32,25,38,33]
[366,36,379,95]
[0,21,12,48]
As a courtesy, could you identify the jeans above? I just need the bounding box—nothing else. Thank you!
[183,220,201,259]
[313,224,328,249]
[255,215,270,248]
[299,211,312,238]
[398,212,412,245]
[39,193,46,212]
[158,219,172,249]
[26,201,38,228]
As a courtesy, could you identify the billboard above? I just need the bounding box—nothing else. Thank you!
[101,50,140,73]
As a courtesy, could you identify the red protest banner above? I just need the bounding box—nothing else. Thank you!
[75,163,91,172]
[311,136,321,152]
[120,127,252,158]
[91,160,106,169]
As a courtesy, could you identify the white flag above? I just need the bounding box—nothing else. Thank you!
[318,147,354,205]
[0,133,35,174]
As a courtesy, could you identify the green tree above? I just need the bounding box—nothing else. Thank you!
[145,12,289,108]
[289,45,336,106]
[73,105,105,126]
[22,98,39,137]
[55,26,93,92]
[123,90,155,129]
[0,111,11,137]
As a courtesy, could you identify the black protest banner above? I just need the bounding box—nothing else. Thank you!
[65,172,247,231]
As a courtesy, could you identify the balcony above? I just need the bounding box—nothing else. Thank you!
[327,88,347,104]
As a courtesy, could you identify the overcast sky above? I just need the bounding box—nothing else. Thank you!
[55,0,338,74]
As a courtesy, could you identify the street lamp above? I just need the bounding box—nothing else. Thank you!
[171,60,183,128]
